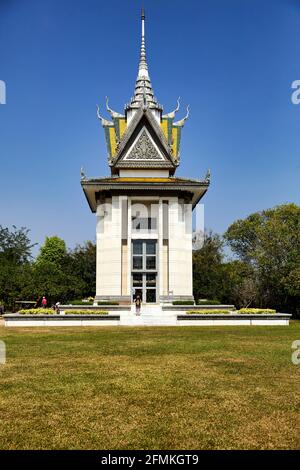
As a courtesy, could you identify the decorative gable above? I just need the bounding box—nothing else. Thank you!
[124,127,165,161]
[110,109,178,174]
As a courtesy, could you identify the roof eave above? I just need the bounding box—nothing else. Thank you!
[81,179,209,212]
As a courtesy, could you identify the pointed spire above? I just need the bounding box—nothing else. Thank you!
[126,9,162,113]
[138,7,148,79]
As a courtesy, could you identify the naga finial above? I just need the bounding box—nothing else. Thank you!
[105,96,124,118]
[96,104,113,126]
[80,167,86,181]
[173,105,190,127]
[163,97,181,119]
[205,168,211,183]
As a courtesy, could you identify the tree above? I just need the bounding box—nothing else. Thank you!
[193,232,224,302]
[66,241,96,298]
[35,236,67,267]
[0,229,95,309]
[0,225,35,264]
[221,261,257,308]
[33,236,84,304]
[224,204,300,314]
[0,225,36,309]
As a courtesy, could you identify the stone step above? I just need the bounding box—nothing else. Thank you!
[130,305,162,315]
[120,312,176,326]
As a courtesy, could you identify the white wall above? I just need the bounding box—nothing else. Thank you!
[119,169,169,178]
[168,197,193,297]
[95,193,193,301]
[96,196,122,296]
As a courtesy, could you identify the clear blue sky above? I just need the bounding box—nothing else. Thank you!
[0,0,299,255]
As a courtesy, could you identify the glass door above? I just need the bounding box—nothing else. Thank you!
[132,240,157,303]
[145,273,156,303]
[132,273,143,301]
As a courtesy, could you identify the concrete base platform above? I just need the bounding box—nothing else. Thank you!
[3,314,121,327]
[3,311,291,327]
[176,314,291,326]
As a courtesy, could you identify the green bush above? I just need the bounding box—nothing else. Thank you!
[67,301,94,306]
[18,308,53,315]
[18,308,108,315]
[186,309,231,315]
[65,310,108,315]
[97,301,119,305]
[173,301,194,305]
[197,299,221,305]
[237,308,276,314]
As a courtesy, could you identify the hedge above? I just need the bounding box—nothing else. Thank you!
[62,310,109,315]
[237,308,276,314]
[186,310,231,315]
[18,308,108,315]
[18,308,54,315]
[185,308,276,315]
[173,300,222,306]
[67,301,94,306]
[96,301,119,305]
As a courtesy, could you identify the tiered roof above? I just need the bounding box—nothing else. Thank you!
[95,9,190,170]
[81,9,210,212]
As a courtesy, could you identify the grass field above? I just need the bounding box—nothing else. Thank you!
[0,322,299,450]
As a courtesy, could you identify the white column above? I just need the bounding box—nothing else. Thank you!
[96,195,122,297]
[127,197,132,300]
[158,198,164,299]
[168,197,193,298]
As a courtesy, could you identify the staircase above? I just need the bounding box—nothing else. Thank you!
[120,304,176,326]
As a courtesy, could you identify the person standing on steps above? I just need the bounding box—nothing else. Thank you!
[55,302,61,314]
[135,294,142,316]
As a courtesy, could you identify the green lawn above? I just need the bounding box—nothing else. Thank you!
[0,322,300,450]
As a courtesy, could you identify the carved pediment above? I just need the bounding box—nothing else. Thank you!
[124,127,165,161]
[110,108,177,172]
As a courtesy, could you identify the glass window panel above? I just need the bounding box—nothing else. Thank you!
[133,274,143,287]
[132,241,143,254]
[146,256,156,270]
[134,289,143,301]
[146,273,156,287]
[133,256,143,270]
[146,289,156,303]
[146,241,156,255]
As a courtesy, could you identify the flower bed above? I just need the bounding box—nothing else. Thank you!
[185,308,277,315]
[237,308,276,314]
[18,308,109,315]
[186,309,231,315]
